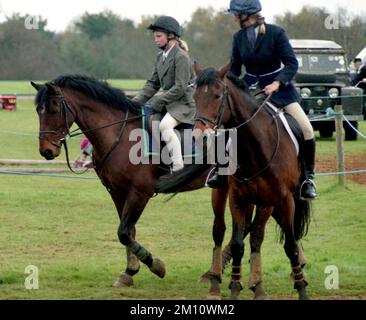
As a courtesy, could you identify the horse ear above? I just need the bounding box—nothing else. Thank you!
[193,60,202,76]
[30,81,42,92]
[45,83,59,95]
[218,61,231,79]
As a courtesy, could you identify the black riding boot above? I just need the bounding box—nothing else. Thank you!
[206,165,224,188]
[301,138,317,200]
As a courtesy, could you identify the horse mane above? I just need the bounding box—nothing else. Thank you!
[196,67,251,95]
[36,75,141,115]
[195,68,221,88]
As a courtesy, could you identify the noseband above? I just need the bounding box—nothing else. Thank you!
[38,91,77,148]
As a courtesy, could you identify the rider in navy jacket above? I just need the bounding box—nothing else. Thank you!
[230,23,301,107]
[207,0,317,201]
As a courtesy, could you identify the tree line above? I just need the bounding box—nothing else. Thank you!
[0,6,365,80]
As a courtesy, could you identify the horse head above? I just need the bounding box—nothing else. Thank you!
[192,66,232,140]
[31,81,76,160]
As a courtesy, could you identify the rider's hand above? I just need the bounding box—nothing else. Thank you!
[264,81,280,95]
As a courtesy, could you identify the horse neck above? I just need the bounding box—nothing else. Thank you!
[64,89,135,155]
[228,85,278,170]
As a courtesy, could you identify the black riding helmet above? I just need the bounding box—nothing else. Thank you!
[147,16,182,38]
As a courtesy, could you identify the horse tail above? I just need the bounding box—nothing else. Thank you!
[293,189,312,240]
[279,169,312,243]
[154,162,210,194]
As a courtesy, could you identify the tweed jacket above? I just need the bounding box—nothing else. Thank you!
[133,44,196,124]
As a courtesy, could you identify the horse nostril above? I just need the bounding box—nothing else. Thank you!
[43,149,54,160]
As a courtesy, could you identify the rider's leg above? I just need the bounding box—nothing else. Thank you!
[284,103,317,200]
[160,113,184,172]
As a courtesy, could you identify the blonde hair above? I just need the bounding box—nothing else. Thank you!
[178,39,189,52]
[255,13,266,34]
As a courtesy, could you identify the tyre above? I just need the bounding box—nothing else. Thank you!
[343,121,358,141]
[318,122,334,138]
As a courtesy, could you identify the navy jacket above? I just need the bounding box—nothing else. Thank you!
[230,23,301,106]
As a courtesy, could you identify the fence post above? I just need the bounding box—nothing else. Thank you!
[334,105,345,186]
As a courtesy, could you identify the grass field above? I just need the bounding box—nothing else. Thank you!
[0,99,366,300]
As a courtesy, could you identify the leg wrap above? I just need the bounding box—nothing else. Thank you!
[211,246,223,280]
[291,265,308,289]
[248,253,262,289]
[297,241,307,268]
[128,240,153,267]
[125,247,140,276]
[231,265,242,281]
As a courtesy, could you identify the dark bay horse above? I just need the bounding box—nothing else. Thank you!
[155,67,311,300]
[31,75,232,290]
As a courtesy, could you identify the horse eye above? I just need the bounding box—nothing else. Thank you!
[214,94,221,100]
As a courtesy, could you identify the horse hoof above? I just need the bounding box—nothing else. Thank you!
[229,281,243,300]
[198,271,212,284]
[252,283,267,300]
[299,289,310,300]
[149,258,166,278]
[112,273,133,288]
[207,292,221,300]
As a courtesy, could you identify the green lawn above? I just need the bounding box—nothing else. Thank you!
[0,99,365,299]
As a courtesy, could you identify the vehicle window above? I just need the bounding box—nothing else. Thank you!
[296,54,347,73]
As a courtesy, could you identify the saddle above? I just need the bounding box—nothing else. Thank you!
[141,106,197,158]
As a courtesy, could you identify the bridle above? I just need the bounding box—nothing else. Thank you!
[38,88,142,174]
[194,79,281,183]
[194,80,229,130]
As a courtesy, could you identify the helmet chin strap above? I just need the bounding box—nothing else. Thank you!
[160,35,175,51]
[239,14,251,29]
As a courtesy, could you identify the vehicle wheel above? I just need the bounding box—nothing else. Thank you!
[343,121,358,141]
[318,123,334,138]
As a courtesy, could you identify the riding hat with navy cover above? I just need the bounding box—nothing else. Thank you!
[227,0,262,15]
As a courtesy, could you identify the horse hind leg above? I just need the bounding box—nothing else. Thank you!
[277,196,309,300]
[272,208,307,269]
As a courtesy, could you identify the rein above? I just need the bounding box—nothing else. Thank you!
[195,79,280,182]
[38,91,143,174]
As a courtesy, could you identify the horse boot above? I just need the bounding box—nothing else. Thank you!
[301,138,317,200]
[206,165,224,189]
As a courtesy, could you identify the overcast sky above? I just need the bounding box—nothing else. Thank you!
[0,0,365,32]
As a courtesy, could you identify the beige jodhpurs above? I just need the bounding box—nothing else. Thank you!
[283,103,315,140]
[159,112,184,171]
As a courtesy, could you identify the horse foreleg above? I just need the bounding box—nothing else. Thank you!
[248,206,273,300]
[277,195,309,300]
[117,189,165,281]
[202,187,228,300]
[228,189,248,300]
[113,227,140,288]
[109,191,139,288]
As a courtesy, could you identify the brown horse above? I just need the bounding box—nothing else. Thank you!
[30,75,230,289]
[155,67,311,300]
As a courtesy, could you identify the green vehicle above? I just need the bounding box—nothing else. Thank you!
[290,39,364,140]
